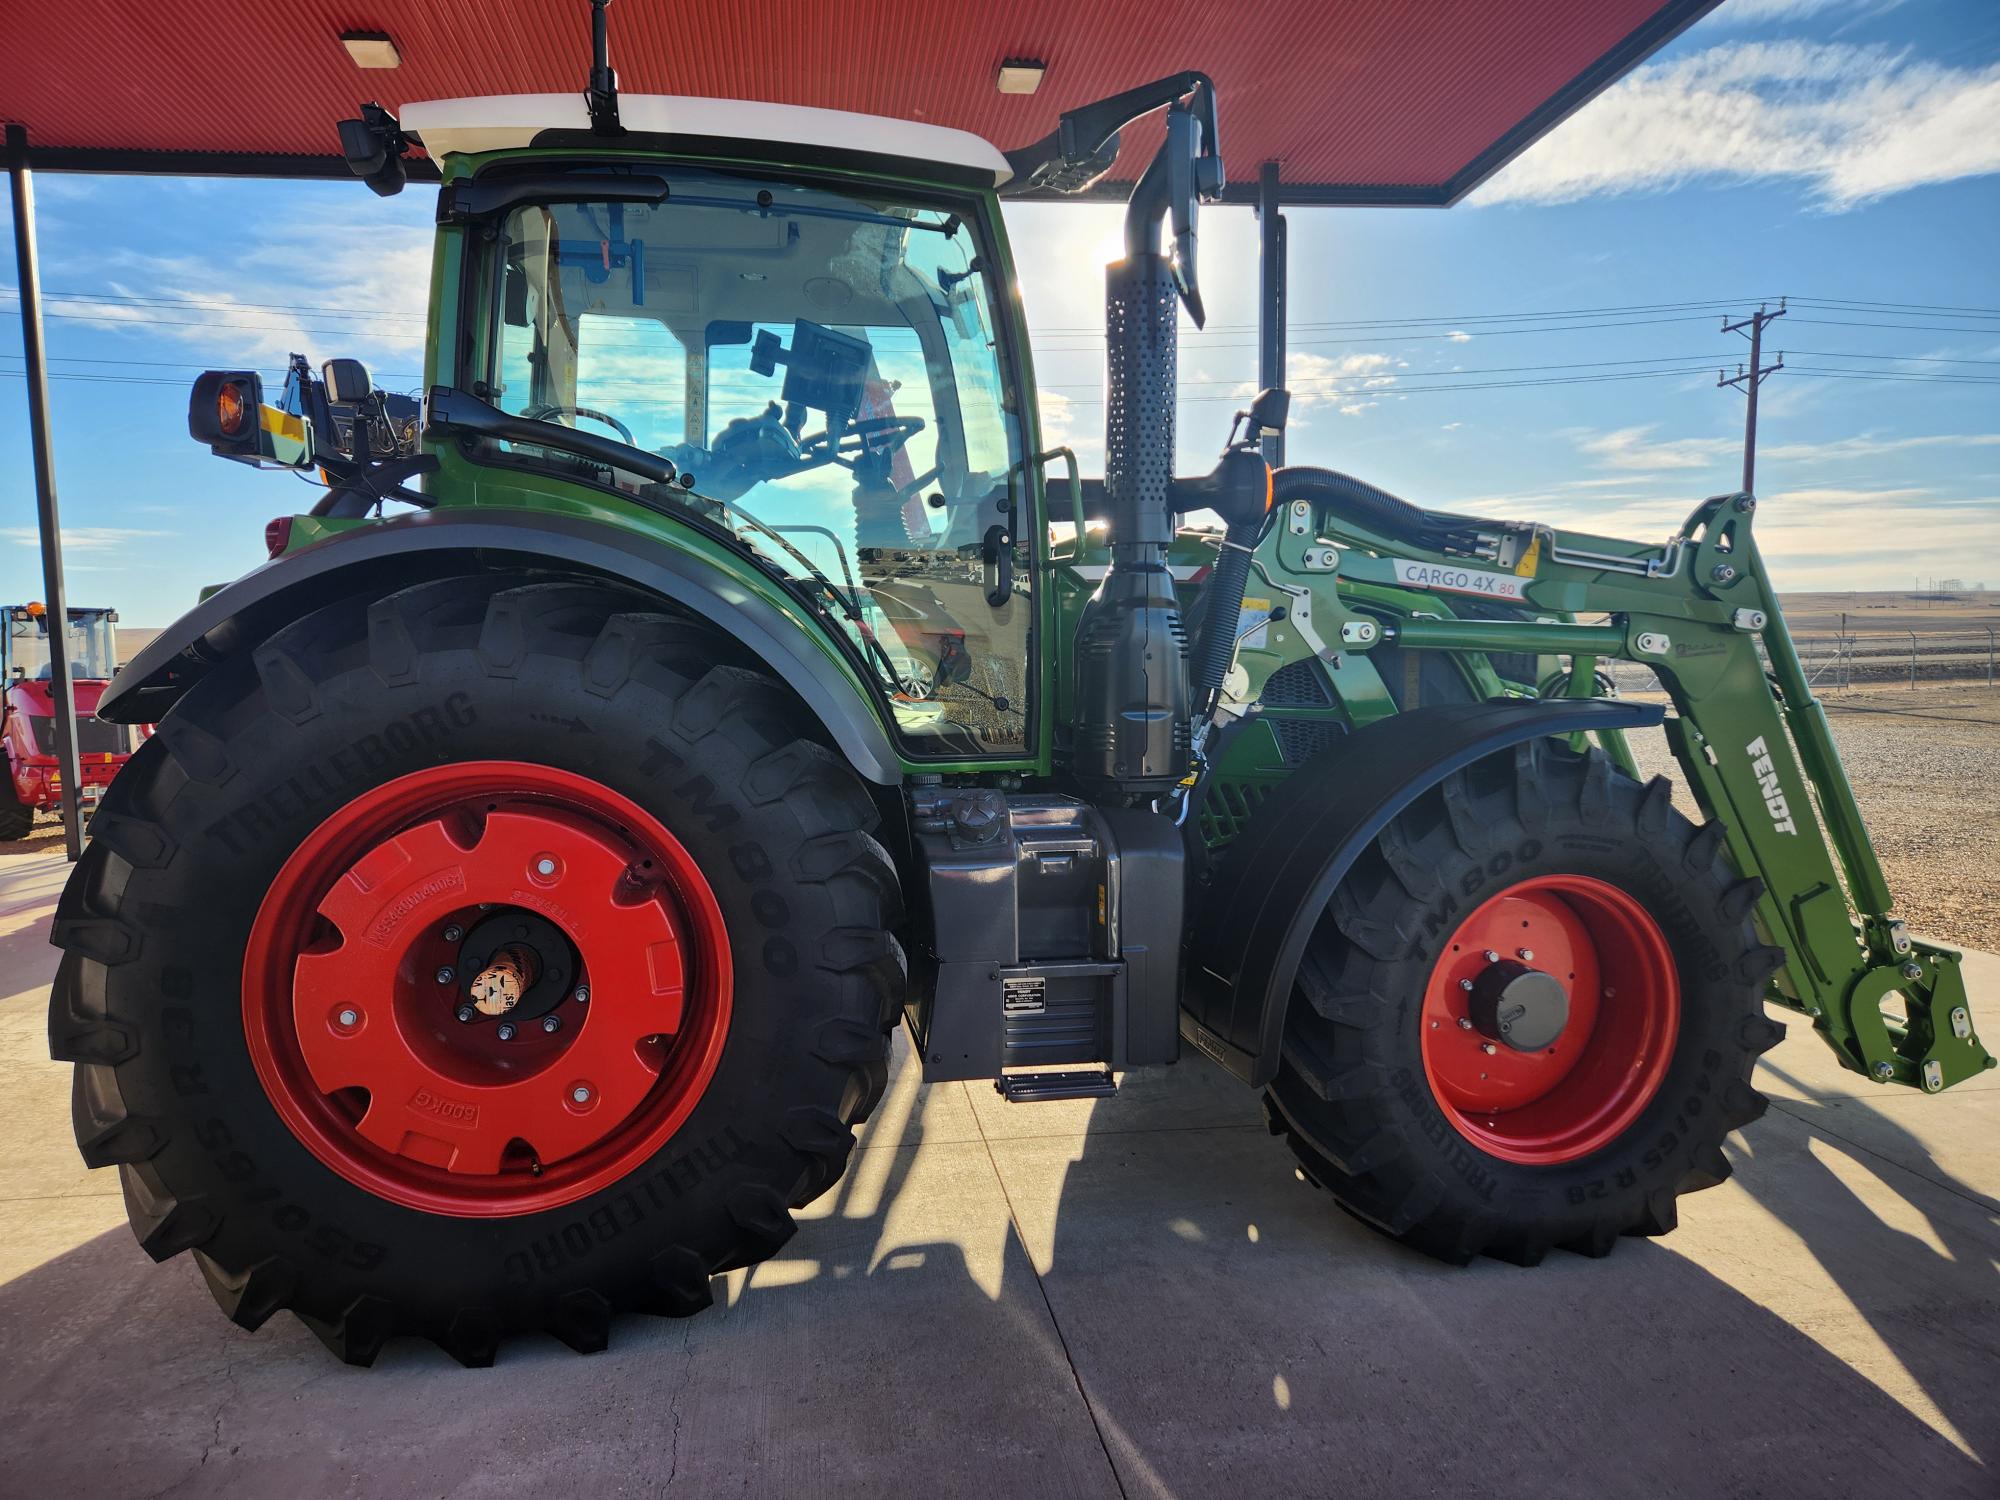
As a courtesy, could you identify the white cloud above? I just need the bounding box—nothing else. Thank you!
[2,526,167,553]
[1577,425,1739,470]
[1036,388,1099,470]
[1711,0,1904,24]
[1258,351,1403,417]
[1475,41,2000,209]
[1761,432,2000,461]
[72,203,434,381]
[1441,422,1463,431]
[1446,331,1473,343]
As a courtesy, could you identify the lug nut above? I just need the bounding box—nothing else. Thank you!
[497,1022,517,1042]
[573,985,589,1005]
[454,1005,477,1024]
[1481,1042,1497,1056]
[571,1084,592,1105]
[436,966,455,986]
[1517,948,1534,962]
[336,1007,360,1030]
[1483,950,1500,963]
[443,924,464,943]
[535,857,558,877]
[1901,961,1923,982]
[1459,978,1475,992]
[1457,1017,1473,1031]
[542,1014,562,1034]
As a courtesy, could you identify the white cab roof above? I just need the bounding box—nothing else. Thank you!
[400,94,1013,184]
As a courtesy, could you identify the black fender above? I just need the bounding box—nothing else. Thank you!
[98,508,903,784]
[1182,697,1664,1087]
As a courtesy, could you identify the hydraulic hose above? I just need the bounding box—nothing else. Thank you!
[1190,528,1258,710]
[1270,465,1485,552]
[1189,463,1489,716]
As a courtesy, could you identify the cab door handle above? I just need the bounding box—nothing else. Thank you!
[983,524,1014,606]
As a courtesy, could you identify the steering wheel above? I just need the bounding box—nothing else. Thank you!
[799,416,926,470]
[523,404,637,446]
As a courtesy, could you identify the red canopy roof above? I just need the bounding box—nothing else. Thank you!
[2,0,1715,203]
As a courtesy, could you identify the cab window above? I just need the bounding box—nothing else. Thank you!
[481,170,1030,756]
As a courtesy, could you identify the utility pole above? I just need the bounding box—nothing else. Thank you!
[8,124,84,860]
[1718,299,1786,495]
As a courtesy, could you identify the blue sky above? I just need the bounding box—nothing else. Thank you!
[3,0,1997,622]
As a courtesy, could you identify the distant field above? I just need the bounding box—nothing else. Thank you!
[1775,590,2000,635]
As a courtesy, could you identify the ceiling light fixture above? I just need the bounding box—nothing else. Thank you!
[341,31,402,69]
[996,59,1046,95]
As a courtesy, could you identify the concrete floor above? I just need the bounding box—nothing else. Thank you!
[2,839,1996,1498]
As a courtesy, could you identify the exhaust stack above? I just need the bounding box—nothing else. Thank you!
[1072,253,1189,802]
[1071,86,1219,803]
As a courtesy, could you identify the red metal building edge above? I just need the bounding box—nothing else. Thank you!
[1,1,1720,204]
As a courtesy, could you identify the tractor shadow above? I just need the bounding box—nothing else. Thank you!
[1,1027,1996,1498]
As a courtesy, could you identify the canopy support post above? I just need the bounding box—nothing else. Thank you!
[6,124,84,861]
[1255,161,1287,468]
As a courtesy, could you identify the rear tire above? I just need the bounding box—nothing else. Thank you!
[1268,739,1786,1265]
[48,573,902,1364]
[0,772,33,840]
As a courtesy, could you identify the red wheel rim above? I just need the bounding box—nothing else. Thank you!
[1418,874,1679,1166]
[242,761,731,1216]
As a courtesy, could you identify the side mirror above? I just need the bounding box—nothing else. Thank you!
[188,370,265,453]
[322,359,373,406]
[336,104,409,197]
[188,370,313,468]
[503,262,530,328]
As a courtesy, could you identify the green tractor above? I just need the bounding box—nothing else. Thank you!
[50,29,1990,1367]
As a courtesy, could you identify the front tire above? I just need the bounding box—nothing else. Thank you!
[48,574,902,1364]
[1268,739,1786,1265]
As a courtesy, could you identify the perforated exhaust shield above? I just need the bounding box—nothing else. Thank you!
[1071,253,1191,800]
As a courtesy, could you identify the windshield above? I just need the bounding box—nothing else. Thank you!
[6,609,118,682]
[480,168,1031,755]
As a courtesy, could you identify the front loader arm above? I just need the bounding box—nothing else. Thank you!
[1642,497,1990,1092]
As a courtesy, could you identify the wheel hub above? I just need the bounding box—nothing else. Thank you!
[1417,873,1679,1166]
[1468,959,1570,1053]
[242,761,732,1217]
[456,910,575,1022]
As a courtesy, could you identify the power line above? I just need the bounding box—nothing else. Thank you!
[1042,354,1727,391]
[1785,317,2000,334]
[1788,367,2000,384]
[1789,349,2000,366]
[7,362,1995,398]
[1,287,427,321]
[1789,295,2000,318]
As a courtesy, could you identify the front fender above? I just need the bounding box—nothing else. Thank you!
[99,508,903,785]
[1183,697,1665,1087]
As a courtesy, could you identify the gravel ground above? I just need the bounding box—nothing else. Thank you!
[1626,683,2000,954]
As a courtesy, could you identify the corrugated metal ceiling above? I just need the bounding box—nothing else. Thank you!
[1,0,1717,202]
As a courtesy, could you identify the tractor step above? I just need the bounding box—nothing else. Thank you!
[997,1069,1117,1103]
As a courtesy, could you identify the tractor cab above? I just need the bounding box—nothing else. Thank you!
[5,602,118,684]
[1,603,133,837]
[459,147,1032,752]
